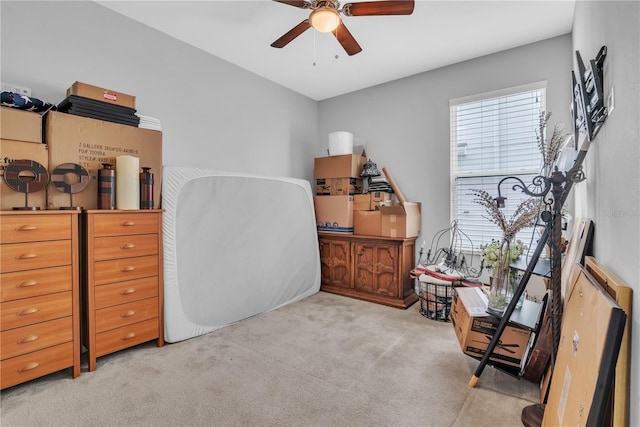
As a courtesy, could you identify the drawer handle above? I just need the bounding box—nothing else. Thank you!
[121,288,136,295]
[122,332,136,340]
[121,243,136,249]
[18,335,39,344]
[18,362,40,372]
[121,221,136,227]
[17,253,38,260]
[18,307,39,316]
[121,266,136,272]
[121,310,136,317]
[18,280,38,288]
[17,225,38,231]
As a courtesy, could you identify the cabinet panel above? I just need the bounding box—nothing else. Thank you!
[320,239,351,288]
[1,266,72,302]
[94,297,159,333]
[95,318,159,357]
[93,255,159,285]
[0,215,71,243]
[0,240,71,273]
[91,213,159,237]
[1,292,73,331]
[93,234,158,261]
[1,342,73,389]
[94,277,159,309]
[1,317,72,360]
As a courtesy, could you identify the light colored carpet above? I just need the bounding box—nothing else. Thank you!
[0,292,538,426]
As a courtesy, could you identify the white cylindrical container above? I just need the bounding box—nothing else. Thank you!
[328,131,354,155]
[116,155,140,210]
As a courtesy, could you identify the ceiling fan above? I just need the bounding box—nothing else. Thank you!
[270,0,415,56]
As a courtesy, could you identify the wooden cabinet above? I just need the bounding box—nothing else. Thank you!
[0,211,80,389]
[318,233,418,308]
[84,210,164,371]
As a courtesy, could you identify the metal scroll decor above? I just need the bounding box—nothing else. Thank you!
[3,159,50,210]
[51,163,90,210]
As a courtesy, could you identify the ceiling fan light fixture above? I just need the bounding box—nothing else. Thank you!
[309,7,341,33]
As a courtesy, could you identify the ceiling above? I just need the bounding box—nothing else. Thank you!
[96,0,576,101]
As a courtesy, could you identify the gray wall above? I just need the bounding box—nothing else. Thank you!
[572,1,640,422]
[318,35,573,260]
[0,1,318,178]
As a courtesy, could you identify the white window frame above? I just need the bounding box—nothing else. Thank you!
[450,82,546,251]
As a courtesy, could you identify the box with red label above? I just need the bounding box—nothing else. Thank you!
[66,81,136,109]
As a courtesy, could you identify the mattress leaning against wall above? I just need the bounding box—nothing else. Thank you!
[162,166,321,343]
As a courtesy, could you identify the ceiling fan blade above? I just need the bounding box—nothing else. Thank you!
[271,20,311,48]
[342,0,414,16]
[272,0,312,9]
[332,22,362,56]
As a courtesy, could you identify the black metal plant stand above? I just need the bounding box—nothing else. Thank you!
[468,137,590,388]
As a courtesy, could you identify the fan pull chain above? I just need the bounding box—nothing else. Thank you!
[313,29,317,66]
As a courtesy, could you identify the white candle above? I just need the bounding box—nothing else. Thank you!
[116,155,140,210]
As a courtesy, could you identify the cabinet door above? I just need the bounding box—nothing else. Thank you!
[319,239,351,288]
[354,242,398,297]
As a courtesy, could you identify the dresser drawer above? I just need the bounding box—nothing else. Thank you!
[1,292,72,331]
[0,240,71,273]
[94,297,159,333]
[1,341,73,389]
[0,215,71,244]
[95,318,159,358]
[1,266,73,302]
[93,234,158,261]
[1,317,73,360]
[93,255,159,285]
[91,213,159,237]
[94,277,159,309]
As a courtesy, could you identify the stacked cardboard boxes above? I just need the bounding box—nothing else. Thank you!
[313,153,421,238]
[313,153,367,233]
[0,107,48,210]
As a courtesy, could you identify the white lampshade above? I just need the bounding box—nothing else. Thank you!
[309,7,340,33]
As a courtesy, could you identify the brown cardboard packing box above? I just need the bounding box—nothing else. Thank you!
[450,287,537,369]
[313,195,353,233]
[0,107,43,143]
[66,81,136,109]
[315,177,364,195]
[45,111,161,210]
[369,191,393,210]
[354,210,382,236]
[314,153,367,179]
[353,194,371,211]
[0,139,49,210]
[380,202,421,238]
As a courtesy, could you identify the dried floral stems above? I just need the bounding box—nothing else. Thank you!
[537,111,571,176]
[470,189,539,243]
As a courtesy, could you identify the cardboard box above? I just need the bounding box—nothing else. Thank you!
[66,81,136,109]
[315,178,364,195]
[1,107,43,143]
[313,195,353,233]
[0,139,49,210]
[450,287,535,369]
[354,210,382,236]
[353,194,371,211]
[45,111,161,210]
[380,202,421,238]
[314,153,367,179]
[369,191,393,210]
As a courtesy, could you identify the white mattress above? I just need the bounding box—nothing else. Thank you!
[162,166,321,343]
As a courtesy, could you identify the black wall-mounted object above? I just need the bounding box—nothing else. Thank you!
[573,46,608,142]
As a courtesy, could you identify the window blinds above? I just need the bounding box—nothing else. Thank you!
[450,83,546,249]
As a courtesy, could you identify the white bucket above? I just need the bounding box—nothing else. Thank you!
[328,131,354,156]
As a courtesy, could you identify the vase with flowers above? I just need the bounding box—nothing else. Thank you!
[472,190,540,314]
[481,239,527,310]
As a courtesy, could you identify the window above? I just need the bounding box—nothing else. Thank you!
[450,82,546,249]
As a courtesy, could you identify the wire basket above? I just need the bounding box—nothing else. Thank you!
[418,280,454,321]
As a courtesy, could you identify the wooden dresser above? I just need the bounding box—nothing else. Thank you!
[0,211,81,389]
[318,232,418,308]
[84,210,164,371]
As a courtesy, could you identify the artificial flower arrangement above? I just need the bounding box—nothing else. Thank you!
[481,239,528,270]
